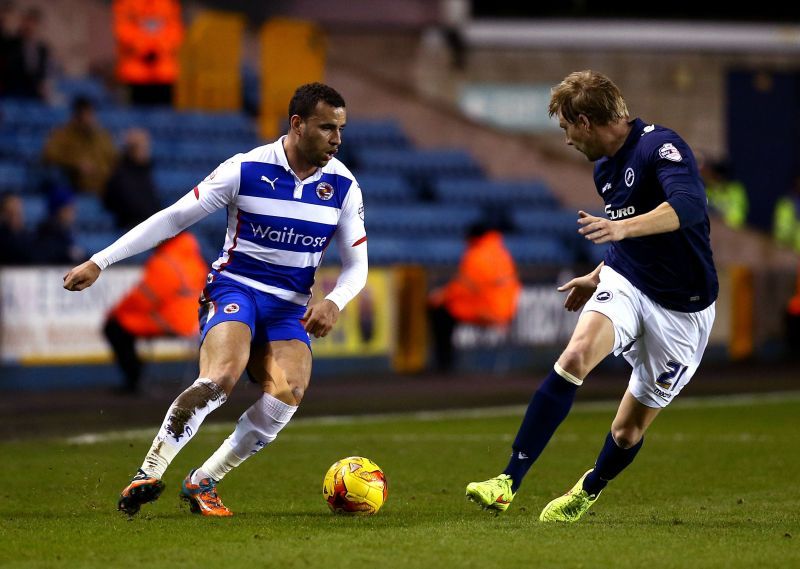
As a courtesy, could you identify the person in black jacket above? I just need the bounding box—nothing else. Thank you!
[34,186,86,264]
[5,7,50,100]
[0,191,33,265]
[103,128,161,230]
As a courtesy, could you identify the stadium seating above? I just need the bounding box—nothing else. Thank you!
[355,174,414,204]
[20,195,46,228]
[153,167,206,203]
[0,93,579,270]
[503,235,576,265]
[366,236,466,265]
[0,131,47,162]
[354,148,484,195]
[431,179,558,208]
[0,162,29,192]
[366,204,483,235]
[510,208,580,237]
[335,119,410,166]
[74,195,115,231]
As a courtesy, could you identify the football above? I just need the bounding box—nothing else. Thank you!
[323,456,388,515]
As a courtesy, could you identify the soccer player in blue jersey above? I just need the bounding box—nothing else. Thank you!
[63,83,368,517]
[466,70,718,522]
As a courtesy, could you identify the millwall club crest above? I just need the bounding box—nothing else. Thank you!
[316,182,334,200]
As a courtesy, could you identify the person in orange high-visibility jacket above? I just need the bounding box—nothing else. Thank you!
[428,223,522,372]
[786,262,800,356]
[113,0,183,105]
[104,231,207,393]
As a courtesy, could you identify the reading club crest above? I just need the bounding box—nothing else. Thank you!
[316,182,334,200]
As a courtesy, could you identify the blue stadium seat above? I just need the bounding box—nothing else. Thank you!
[503,235,575,265]
[151,140,242,169]
[431,179,558,208]
[74,195,115,231]
[193,209,228,242]
[366,204,482,236]
[354,148,483,192]
[75,230,150,265]
[356,173,416,203]
[366,237,465,265]
[57,76,114,107]
[0,162,29,192]
[510,208,580,237]
[344,119,408,148]
[0,102,67,133]
[337,119,409,165]
[0,132,46,162]
[153,167,206,202]
[20,195,46,227]
[97,108,139,131]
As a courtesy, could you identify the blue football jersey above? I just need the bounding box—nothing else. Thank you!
[194,136,367,306]
[594,118,718,312]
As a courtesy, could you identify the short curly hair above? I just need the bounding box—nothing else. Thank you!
[288,83,346,119]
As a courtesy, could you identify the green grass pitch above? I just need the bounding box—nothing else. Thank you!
[2,394,798,568]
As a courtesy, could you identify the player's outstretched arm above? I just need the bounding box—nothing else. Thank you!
[63,260,102,291]
[557,262,603,312]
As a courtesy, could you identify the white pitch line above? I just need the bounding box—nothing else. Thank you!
[64,390,800,446]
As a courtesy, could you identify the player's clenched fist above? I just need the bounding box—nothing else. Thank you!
[63,260,102,291]
[301,299,340,338]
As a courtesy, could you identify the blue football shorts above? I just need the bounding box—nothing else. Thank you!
[198,271,311,350]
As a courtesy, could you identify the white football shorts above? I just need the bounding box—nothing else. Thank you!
[582,266,716,408]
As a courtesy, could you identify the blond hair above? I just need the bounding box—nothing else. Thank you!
[548,70,629,126]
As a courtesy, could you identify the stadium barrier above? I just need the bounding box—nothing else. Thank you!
[0,264,792,388]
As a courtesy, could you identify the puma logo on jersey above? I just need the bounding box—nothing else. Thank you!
[261,176,279,190]
[601,182,612,194]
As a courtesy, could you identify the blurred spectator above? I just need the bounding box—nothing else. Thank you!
[0,1,15,95]
[4,7,51,100]
[113,0,183,106]
[104,231,207,393]
[773,176,800,252]
[702,158,748,229]
[0,191,33,265]
[42,96,117,195]
[427,223,521,372]
[104,128,161,230]
[33,186,86,265]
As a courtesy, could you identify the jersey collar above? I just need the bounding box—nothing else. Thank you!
[274,135,326,184]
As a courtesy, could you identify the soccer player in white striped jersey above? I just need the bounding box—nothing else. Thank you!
[63,83,368,517]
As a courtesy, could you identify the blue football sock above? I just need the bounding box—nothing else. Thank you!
[503,369,579,492]
[582,431,644,496]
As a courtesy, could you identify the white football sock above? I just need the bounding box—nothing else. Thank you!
[194,392,297,483]
[139,378,227,479]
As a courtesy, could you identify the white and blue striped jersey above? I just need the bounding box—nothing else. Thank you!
[194,136,366,306]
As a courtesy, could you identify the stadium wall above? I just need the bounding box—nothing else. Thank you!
[1,263,793,390]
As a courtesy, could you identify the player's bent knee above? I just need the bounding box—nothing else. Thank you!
[290,385,305,405]
[611,426,643,449]
[558,346,591,379]
[205,372,240,396]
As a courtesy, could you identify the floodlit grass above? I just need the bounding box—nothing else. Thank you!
[2,395,798,568]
